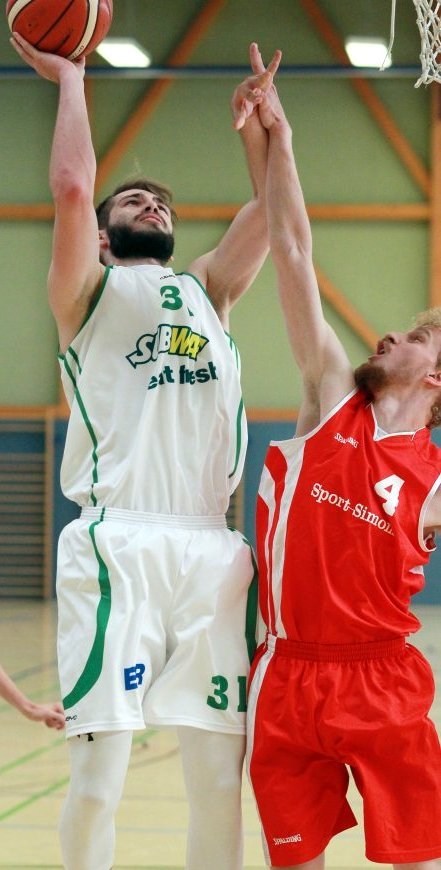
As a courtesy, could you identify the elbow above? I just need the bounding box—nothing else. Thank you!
[272,235,313,265]
[51,173,93,207]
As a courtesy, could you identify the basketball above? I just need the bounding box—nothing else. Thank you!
[7,0,113,60]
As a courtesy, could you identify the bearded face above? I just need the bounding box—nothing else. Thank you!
[107,223,175,264]
[353,360,391,400]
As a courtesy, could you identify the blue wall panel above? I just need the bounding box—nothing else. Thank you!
[52,420,80,594]
[49,417,441,604]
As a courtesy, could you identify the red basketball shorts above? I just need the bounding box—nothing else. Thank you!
[247,634,441,867]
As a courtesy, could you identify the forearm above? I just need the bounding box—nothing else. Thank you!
[50,66,96,200]
[191,113,269,314]
[266,115,324,374]
[266,115,352,404]
[0,666,32,716]
[239,111,268,200]
[214,113,268,299]
[267,119,312,257]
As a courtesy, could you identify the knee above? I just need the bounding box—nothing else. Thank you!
[191,761,242,816]
[212,761,242,795]
[63,779,117,822]
[179,728,245,812]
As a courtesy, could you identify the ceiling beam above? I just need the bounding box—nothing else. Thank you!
[315,264,379,350]
[0,202,429,223]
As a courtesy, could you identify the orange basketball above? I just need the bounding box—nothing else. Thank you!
[7,0,113,60]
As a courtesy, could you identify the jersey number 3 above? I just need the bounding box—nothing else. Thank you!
[160,285,183,310]
[374,474,405,516]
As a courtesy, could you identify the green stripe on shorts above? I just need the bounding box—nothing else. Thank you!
[63,509,111,709]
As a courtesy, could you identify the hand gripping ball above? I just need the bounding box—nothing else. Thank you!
[7,0,113,60]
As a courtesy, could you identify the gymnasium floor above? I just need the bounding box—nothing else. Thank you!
[0,601,439,870]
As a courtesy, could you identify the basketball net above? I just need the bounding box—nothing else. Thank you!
[411,0,441,86]
[381,0,441,86]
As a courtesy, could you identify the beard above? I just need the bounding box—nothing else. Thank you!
[107,223,175,263]
[353,360,390,400]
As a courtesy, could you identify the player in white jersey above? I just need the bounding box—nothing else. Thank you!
[11,32,280,870]
[59,265,247,512]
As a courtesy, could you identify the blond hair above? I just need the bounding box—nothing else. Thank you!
[414,307,441,330]
[414,308,441,427]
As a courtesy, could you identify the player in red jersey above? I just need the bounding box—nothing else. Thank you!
[232,51,441,870]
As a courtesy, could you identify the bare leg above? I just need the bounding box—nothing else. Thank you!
[393,862,441,870]
[272,853,325,869]
[59,730,133,870]
[178,726,245,870]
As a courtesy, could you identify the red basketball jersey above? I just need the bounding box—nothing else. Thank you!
[256,389,441,642]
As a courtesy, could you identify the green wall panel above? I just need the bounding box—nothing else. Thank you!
[0,225,58,404]
[0,0,434,407]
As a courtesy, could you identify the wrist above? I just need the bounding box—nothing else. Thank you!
[238,111,266,138]
[20,697,35,718]
[58,62,84,88]
[269,115,292,138]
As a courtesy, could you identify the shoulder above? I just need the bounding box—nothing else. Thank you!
[175,270,208,295]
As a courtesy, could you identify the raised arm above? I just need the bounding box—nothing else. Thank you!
[188,44,280,328]
[259,81,354,432]
[11,34,104,354]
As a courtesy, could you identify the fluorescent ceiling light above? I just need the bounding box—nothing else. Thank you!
[345,36,392,68]
[95,38,151,68]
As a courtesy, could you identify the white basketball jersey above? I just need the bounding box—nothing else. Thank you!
[59,265,247,514]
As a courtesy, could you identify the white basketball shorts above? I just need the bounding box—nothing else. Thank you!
[56,507,257,738]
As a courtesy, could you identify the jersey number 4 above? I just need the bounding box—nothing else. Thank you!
[374,474,405,516]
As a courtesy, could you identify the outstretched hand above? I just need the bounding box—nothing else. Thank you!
[231,43,282,131]
[10,31,85,83]
[25,700,65,729]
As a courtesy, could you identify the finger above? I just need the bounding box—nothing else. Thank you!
[266,48,282,78]
[233,105,247,131]
[233,97,254,130]
[11,31,30,47]
[11,31,36,56]
[249,41,266,75]
[258,50,282,93]
[260,71,272,92]
[10,35,31,60]
[246,87,264,102]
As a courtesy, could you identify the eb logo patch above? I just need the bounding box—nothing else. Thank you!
[124,663,146,690]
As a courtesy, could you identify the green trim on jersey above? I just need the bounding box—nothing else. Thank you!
[178,272,241,368]
[67,346,82,374]
[229,397,244,480]
[225,332,240,369]
[57,267,112,363]
[63,509,111,710]
[62,355,99,507]
[79,264,112,332]
[178,271,214,309]
[227,531,258,663]
[61,356,77,390]
[241,536,258,663]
